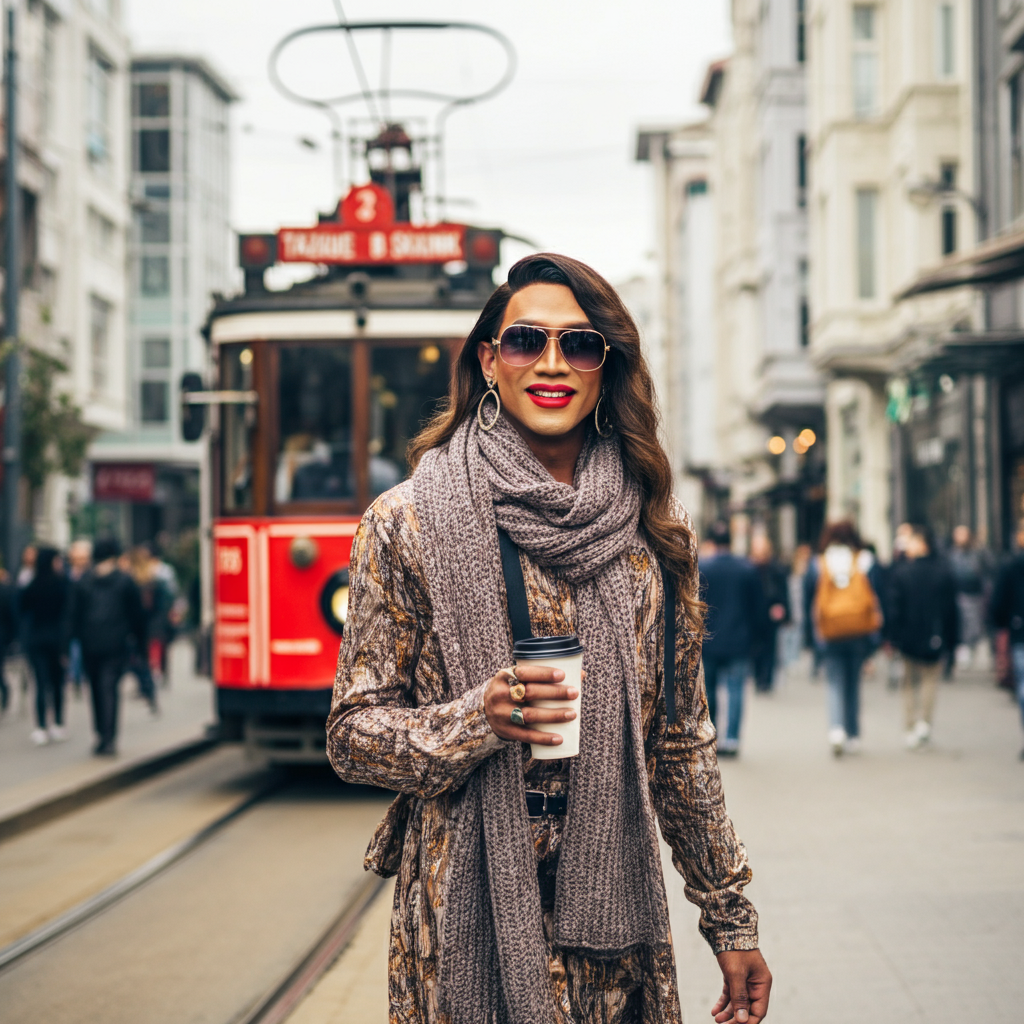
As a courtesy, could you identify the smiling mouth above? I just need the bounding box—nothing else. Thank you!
[525,385,576,408]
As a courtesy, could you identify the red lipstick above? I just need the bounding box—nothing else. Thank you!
[525,385,576,408]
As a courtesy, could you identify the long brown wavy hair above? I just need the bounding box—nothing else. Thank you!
[408,252,703,628]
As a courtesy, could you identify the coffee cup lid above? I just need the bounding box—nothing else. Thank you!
[512,634,584,659]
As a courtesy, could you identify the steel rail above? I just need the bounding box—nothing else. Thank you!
[235,872,387,1024]
[0,780,279,973]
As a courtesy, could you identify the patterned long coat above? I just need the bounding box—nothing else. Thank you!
[327,481,758,1024]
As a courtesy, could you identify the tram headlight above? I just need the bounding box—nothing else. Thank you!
[320,569,350,636]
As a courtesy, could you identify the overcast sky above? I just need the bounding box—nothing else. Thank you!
[125,0,732,285]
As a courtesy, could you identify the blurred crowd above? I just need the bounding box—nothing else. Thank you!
[699,518,1024,761]
[0,538,186,757]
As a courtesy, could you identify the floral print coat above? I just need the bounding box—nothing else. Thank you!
[327,482,758,1024]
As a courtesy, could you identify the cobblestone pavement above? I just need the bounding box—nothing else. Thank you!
[290,654,1024,1024]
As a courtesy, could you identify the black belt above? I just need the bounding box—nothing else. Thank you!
[525,790,568,818]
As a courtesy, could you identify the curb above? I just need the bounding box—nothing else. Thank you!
[0,733,220,843]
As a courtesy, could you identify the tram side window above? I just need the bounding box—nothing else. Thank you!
[277,346,354,503]
[222,346,253,512]
[369,344,451,498]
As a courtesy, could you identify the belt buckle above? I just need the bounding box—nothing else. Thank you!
[525,790,547,819]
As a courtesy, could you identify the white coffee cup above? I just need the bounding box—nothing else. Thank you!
[513,635,584,759]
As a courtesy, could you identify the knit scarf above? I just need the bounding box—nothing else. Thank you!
[412,414,673,1024]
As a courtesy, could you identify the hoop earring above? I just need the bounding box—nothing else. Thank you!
[594,389,613,437]
[477,379,501,431]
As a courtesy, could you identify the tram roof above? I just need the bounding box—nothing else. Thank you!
[204,265,492,345]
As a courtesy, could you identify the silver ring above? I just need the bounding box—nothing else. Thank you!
[510,707,526,727]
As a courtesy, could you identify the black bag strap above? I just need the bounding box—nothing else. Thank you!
[498,529,533,644]
[659,560,677,725]
[499,528,677,723]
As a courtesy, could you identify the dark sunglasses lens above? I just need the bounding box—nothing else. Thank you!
[501,325,548,365]
[559,331,606,370]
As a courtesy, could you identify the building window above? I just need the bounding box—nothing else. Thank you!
[142,337,171,368]
[942,207,957,255]
[138,129,171,173]
[940,162,957,255]
[852,5,879,118]
[140,255,170,296]
[799,259,810,347]
[797,134,808,208]
[796,0,806,63]
[936,3,955,78]
[138,208,170,244]
[140,380,169,423]
[135,81,169,118]
[88,207,116,261]
[86,46,113,168]
[90,294,111,393]
[856,187,878,299]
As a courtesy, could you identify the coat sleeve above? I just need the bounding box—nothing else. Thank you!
[647,538,759,955]
[326,496,505,800]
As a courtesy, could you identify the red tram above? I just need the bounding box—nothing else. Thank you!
[199,135,502,760]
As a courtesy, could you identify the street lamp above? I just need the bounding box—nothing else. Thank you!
[907,178,987,236]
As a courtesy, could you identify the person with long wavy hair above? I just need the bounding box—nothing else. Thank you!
[327,253,770,1024]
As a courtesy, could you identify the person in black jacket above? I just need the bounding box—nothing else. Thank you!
[990,520,1024,759]
[887,524,957,749]
[750,534,790,692]
[71,537,145,756]
[700,520,764,757]
[18,547,71,744]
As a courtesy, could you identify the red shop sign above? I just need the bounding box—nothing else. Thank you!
[93,463,156,502]
[277,182,467,265]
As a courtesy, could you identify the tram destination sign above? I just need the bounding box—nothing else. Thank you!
[273,182,475,266]
[277,223,465,264]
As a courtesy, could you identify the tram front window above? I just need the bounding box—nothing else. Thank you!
[276,346,354,503]
[222,345,253,512]
[369,343,451,498]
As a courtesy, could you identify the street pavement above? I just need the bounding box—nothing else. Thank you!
[0,639,216,823]
[287,653,1024,1024]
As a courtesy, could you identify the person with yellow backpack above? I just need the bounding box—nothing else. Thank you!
[810,521,884,756]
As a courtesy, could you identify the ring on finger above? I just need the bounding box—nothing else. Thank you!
[509,681,527,702]
[510,707,526,727]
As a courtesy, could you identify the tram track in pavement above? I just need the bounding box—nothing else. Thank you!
[0,763,395,1024]
[0,777,280,973]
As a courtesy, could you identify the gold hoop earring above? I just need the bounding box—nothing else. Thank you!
[477,379,501,431]
[594,389,613,437]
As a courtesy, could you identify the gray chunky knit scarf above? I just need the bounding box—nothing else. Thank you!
[412,413,672,1024]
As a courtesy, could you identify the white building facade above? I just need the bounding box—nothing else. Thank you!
[89,56,236,546]
[806,0,975,555]
[638,0,823,556]
[3,0,131,548]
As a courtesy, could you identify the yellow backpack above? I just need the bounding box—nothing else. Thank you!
[815,559,883,641]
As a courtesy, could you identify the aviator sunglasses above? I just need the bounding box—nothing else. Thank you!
[492,324,609,372]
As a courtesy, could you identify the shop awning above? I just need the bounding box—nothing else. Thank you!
[898,227,1024,298]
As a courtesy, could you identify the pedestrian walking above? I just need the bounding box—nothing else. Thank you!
[327,254,771,1024]
[949,524,992,669]
[809,521,883,756]
[699,521,763,760]
[71,537,145,756]
[65,538,92,696]
[750,533,790,693]
[126,544,165,711]
[989,520,1024,759]
[18,547,72,744]
[0,568,14,713]
[888,524,957,749]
